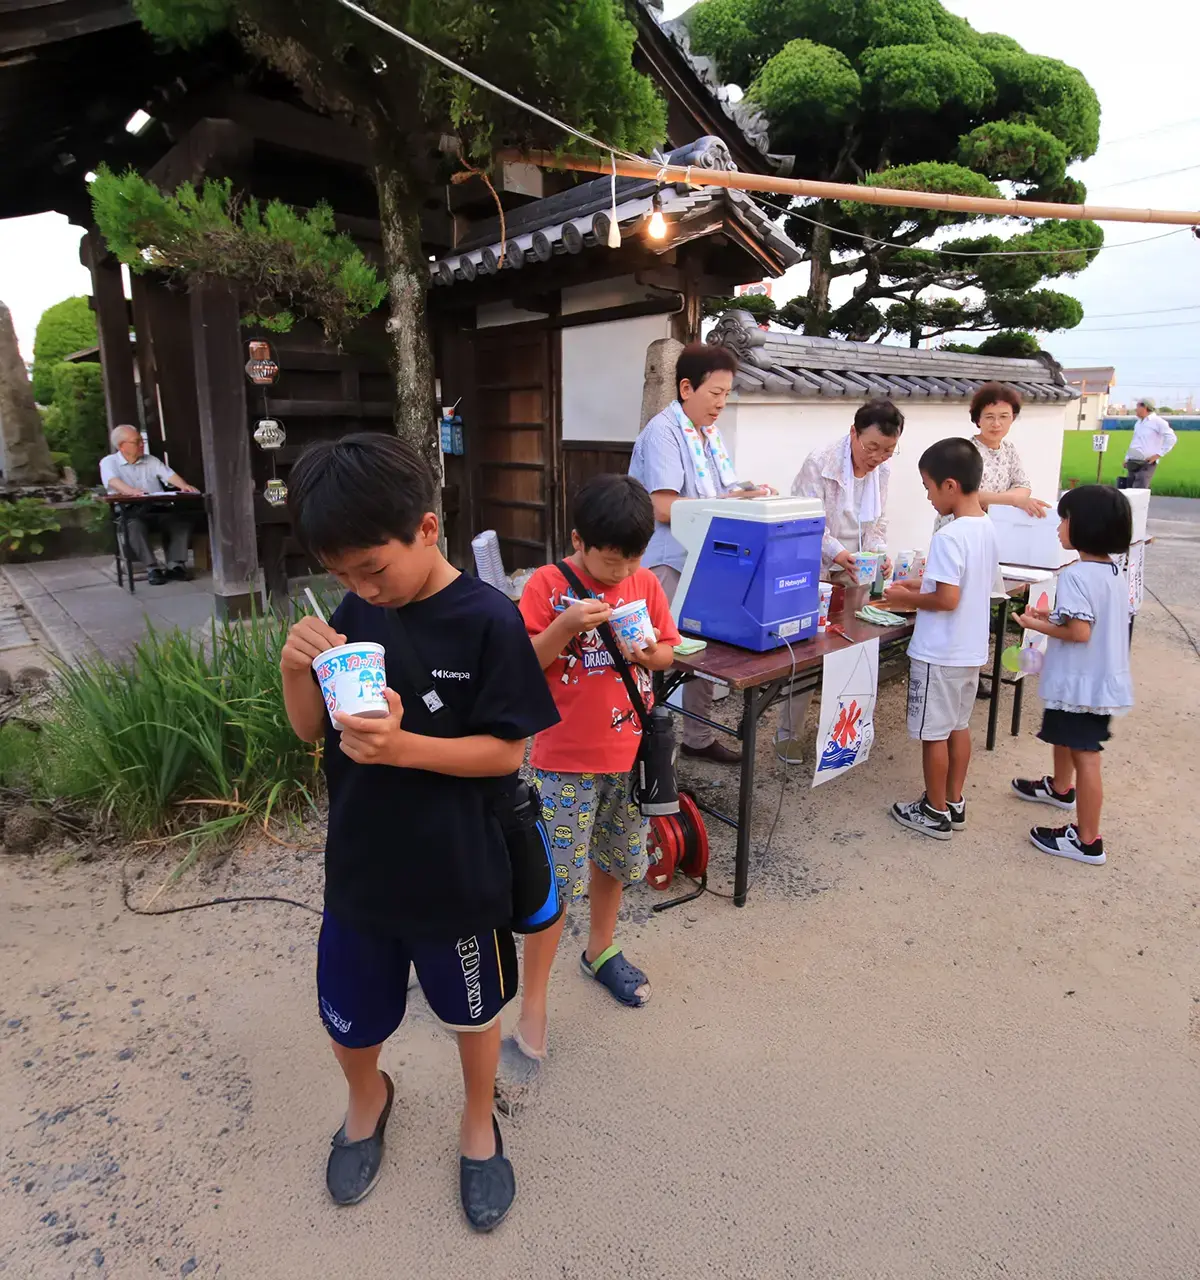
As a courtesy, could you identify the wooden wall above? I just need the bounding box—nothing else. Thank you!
[560,440,635,539]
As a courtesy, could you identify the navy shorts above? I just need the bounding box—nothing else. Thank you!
[1038,709,1112,754]
[316,912,517,1047]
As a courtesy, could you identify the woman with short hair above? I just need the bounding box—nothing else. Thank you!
[936,382,1051,530]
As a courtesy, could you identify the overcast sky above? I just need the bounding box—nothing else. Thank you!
[2,1,1198,407]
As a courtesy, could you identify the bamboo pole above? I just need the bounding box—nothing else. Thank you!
[490,148,1200,228]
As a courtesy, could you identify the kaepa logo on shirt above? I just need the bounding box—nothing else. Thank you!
[432,669,470,680]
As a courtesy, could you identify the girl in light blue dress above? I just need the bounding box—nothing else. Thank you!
[1011,485,1134,866]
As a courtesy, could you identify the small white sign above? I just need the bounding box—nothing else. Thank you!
[1093,433,1110,453]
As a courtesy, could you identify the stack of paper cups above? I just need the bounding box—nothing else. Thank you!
[471,530,507,589]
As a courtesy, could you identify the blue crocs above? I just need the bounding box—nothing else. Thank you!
[580,946,651,1008]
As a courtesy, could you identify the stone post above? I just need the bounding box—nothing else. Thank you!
[0,301,57,485]
[639,337,683,432]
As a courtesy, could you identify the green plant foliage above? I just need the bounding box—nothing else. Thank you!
[749,40,861,135]
[43,363,108,483]
[90,167,387,342]
[685,0,1103,346]
[42,610,324,839]
[31,297,97,404]
[939,330,1042,358]
[860,43,995,114]
[0,498,62,556]
[132,1,666,166]
[702,294,778,323]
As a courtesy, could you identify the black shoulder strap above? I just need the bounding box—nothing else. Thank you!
[386,608,463,738]
[555,559,651,731]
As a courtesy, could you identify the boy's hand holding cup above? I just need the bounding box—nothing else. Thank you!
[281,616,346,674]
[336,688,411,765]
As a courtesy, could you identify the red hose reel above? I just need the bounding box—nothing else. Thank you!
[646,789,709,890]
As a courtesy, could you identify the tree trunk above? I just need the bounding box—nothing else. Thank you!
[805,222,833,338]
[374,158,441,522]
[0,301,57,485]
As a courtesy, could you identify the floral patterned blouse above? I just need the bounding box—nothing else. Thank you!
[934,436,1031,531]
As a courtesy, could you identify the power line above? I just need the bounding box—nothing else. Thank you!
[1082,303,1200,318]
[1101,163,1200,189]
[1071,318,1200,333]
[1101,115,1200,147]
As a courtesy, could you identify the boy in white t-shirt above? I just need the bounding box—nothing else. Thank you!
[884,438,999,840]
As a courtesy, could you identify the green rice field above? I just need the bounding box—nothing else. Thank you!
[1060,429,1200,498]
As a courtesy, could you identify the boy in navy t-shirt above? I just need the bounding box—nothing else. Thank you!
[280,433,558,1231]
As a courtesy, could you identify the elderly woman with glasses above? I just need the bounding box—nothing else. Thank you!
[791,397,905,582]
[935,383,1051,531]
[775,398,905,764]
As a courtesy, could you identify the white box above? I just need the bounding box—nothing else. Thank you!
[988,504,1077,570]
[1123,487,1150,544]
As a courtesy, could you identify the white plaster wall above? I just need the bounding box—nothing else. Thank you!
[475,300,549,328]
[561,313,674,442]
[720,394,1073,557]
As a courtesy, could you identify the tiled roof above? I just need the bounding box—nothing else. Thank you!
[709,311,1078,403]
[1064,367,1116,395]
[429,138,802,286]
[631,0,793,175]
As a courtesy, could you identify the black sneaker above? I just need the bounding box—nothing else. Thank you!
[890,796,952,841]
[947,797,966,830]
[1030,824,1106,865]
[166,564,191,582]
[1012,776,1076,809]
[146,566,168,586]
[460,1115,515,1232]
[326,1071,394,1206]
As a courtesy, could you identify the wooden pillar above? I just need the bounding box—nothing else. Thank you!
[190,282,259,618]
[81,231,140,431]
[129,274,204,484]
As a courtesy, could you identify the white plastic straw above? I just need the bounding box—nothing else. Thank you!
[304,587,327,623]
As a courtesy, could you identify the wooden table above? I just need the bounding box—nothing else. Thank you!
[660,582,1036,909]
[659,607,917,910]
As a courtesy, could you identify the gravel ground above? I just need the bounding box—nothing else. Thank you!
[2,509,1198,1280]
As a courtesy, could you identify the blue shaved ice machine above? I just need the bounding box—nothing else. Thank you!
[669,496,826,652]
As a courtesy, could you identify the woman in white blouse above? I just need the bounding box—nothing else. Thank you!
[777,399,905,763]
[936,383,1051,530]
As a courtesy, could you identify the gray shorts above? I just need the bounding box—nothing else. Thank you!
[533,769,650,904]
[906,660,979,741]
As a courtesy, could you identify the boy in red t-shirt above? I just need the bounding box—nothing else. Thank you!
[499,475,680,1105]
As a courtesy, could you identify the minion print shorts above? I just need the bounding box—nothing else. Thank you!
[532,769,650,904]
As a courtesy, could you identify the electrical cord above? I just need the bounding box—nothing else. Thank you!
[1143,586,1200,660]
[120,855,322,918]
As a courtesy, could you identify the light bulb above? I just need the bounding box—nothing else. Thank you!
[647,208,667,239]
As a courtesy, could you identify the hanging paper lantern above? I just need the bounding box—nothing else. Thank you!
[263,477,288,507]
[253,418,286,450]
[245,340,279,385]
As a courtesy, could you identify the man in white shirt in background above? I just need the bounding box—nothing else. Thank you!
[100,424,200,585]
[1123,399,1177,490]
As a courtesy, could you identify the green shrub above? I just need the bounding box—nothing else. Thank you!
[0,498,62,556]
[42,610,323,839]
[31,296,97,404]
[0,723,44,789]
[45,363,108,484]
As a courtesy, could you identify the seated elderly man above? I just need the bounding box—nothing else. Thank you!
[100,424,200,584]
